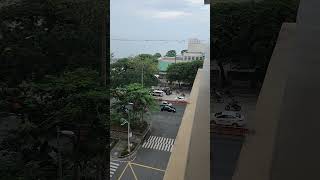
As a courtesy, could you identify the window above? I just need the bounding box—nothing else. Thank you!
[199,57,202,60]
[196,57,199,60]
[192,57,194,60]
[188,56,191,60]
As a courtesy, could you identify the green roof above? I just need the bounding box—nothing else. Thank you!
[158,61,172,72]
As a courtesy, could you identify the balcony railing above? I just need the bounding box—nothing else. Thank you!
[163,45,210,180]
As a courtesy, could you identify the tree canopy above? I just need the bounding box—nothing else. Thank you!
[0,68,108,179]
[166,60,203,85]
[0,0,104,86]
[0,0,108,179]
[111,54,159,88]
[212,0,299,85]
[153,53,162,59]
[165,50,177,57]
[212,0,299,65]
[181,49,187,55]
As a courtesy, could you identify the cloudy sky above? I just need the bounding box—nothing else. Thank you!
[110,0,210,58]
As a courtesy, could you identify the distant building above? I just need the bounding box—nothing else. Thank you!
[182,38,206,61]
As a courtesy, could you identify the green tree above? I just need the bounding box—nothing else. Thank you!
[166,60,203,86]
[0,0,103,86]
[0,68,109,179]
[111,54,159,88]
[112,83,157,128]
[212,0,299,86]
[181,49,187,55]
[165,50,177,57]
[153,53,162,59]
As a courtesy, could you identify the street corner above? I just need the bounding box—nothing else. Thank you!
[132,147,171,171]
[130,162,166,180]
[110,160,128,180]
[116,161,166,180]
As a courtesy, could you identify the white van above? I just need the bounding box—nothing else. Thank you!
[152,90,164,97]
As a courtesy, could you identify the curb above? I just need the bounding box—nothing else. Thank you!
[110,124,151,160]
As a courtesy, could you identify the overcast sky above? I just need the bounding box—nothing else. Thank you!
[110,0,210,58]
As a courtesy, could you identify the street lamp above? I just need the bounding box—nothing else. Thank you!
[141,64,144,87]
[56,127,77,180]
[122,103,133,153]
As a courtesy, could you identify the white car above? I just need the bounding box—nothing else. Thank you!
[211,111,246,127]
[161,101,172,107]
[174,96,185,100]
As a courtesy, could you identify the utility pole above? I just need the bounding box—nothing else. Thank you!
[57,126,63,180]
[128,112,131,153]
[141,64,144,87]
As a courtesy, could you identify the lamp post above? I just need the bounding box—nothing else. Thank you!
[56,127,77,180]
[122,103,133,153]
[141,64,144,87]
[57,126,63,180]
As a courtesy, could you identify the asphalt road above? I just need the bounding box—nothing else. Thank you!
[211,90,258,180]
[211,135,244,180]
[111,104,186,180]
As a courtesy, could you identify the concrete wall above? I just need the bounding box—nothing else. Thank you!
[271,1,320,179]
[233,23,296,180]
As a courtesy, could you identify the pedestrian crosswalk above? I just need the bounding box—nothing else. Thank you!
[110,161,120,178]
[142,136,175,152]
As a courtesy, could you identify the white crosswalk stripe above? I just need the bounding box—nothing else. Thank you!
[142,136,175,152]
[110,162,120,178]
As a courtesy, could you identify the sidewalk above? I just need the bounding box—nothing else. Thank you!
[110,125,150,159]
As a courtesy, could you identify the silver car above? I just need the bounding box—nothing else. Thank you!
[211,111,246,127]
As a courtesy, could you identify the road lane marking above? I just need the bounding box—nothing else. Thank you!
[117,162,129,180]
[131,162,166,172]
[129,162,138,180]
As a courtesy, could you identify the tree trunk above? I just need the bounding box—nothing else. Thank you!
[218,61,226,88]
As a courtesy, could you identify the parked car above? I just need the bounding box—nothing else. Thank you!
[174,96,185,100]
[211,111,246,127]
[161,105,176,113]
[160,101,172,107]
[152,90,164,97]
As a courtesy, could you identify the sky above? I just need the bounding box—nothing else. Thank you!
[110,0,210,58]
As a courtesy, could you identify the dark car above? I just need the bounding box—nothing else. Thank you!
[161,105,176,113]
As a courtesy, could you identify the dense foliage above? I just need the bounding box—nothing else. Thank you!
[166,60,204,85]
[165,50,177,57]
[111,83,157,130]
[0,68,108,179]
[0,0,105,86]
[212,0,299,84]
[0,0,108,179]
[111,54,159,88]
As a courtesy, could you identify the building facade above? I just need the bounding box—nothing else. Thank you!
[182,38,206,61]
